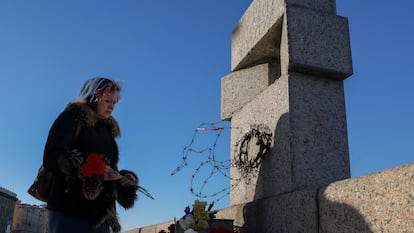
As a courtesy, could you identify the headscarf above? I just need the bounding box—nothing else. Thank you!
[79,77,120,104]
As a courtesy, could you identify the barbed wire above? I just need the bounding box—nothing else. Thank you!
[171,121,272,203]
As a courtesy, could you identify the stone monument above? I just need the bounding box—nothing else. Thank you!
[218,0,413,232]
[222,0,352,207]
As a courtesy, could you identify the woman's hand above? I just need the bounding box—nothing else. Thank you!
[103,166,123,181]
[120,173,139,187]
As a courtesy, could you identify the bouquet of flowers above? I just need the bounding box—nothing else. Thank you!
[80,152,154,200]
[157,200,235,233]
[81,153,106,177]
[179,200,214,231]
[76,153,106,200]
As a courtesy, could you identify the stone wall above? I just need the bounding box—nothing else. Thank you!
[319,162,414,233]
[217,162,414,233]
[130,163,413,233]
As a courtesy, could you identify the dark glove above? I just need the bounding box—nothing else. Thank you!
[117,169,138,209]
[57,149,83,176]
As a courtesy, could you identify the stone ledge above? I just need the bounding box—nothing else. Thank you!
[221,62,280,120]
[129,163,413,233]
[218,164,413,233]
[216,189,318,233]
[319,162,414,233]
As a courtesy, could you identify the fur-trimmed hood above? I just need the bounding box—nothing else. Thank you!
[65,99,120,138]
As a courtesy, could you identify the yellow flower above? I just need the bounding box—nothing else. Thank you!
[189,200,210,230]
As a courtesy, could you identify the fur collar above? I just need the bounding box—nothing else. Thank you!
[65,99,120,137]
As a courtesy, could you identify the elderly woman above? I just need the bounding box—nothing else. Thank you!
[43,77,138,233]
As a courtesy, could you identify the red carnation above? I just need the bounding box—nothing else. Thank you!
[81,153,106,177]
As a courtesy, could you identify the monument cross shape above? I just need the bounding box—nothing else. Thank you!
[221,0,353,206]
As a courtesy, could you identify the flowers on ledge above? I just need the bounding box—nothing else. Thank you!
[158,200,240,233]
[180,200,213,231]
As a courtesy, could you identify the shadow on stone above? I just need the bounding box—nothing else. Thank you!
[235,113,373,233]
[318,189,373,233]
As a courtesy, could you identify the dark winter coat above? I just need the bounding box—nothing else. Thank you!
[43,100,136,232]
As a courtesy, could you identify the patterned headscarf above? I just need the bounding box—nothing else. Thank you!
[79,77,120,103]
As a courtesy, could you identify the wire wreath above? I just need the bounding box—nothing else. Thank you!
[233,124,273,182]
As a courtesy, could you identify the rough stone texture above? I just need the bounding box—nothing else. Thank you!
[288,72,350,190]
[127,164,412,232]
[284,0,336,14]
[230,72,350,205]
[232,0,351,79]
[231,0,284,71]
[257,189,318,233]
[230,74,290,205]
[319,163,414,233]
[221,62,280,120]
[280,5,353,79]
[216,190,318,233]
[214,203,250,230]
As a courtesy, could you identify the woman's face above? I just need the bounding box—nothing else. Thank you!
[96,90,118,119]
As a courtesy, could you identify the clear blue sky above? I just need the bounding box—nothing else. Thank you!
[0,0,413,231]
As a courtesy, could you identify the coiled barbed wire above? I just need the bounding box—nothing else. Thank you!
[171,121,272,203]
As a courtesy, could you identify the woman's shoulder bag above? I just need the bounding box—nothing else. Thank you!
[28,122,81,202]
